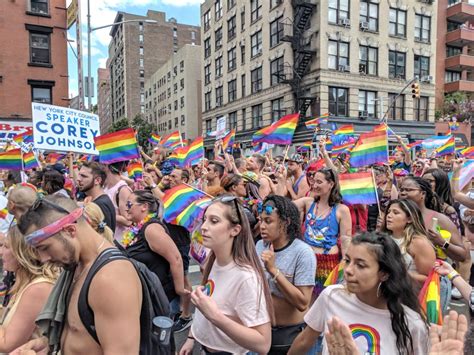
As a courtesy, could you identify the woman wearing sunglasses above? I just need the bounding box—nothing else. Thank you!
[255,195,316,354]
[294,167,352,296]
[179,195,273,355]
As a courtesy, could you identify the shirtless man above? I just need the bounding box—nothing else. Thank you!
[14,195,142,355]
[247,154,274,199]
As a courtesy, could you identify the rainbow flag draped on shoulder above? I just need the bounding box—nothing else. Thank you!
[349,129,388,167]
[418,269,442,325]
[0,149,22,170]
[252,113,299,145]
[94,128,140,164]
[339,172,378,205]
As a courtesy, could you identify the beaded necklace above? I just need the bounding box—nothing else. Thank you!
[122,212,157,248]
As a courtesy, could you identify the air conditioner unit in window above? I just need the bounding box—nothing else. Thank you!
[339,18,351,27]
[421,75,433,83]
[359,21,369,31]
[338,65,349,72]
[359,64,367,74]
[420,0,433,4]
[359,111,368,119]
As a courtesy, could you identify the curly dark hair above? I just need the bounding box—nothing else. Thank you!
[423,168,454,207]
[404,176,442,212]
[351,232,427,355]
[262,195,301,241]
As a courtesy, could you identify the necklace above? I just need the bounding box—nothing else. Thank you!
[315,203,331,220]
[72,238,107,284]
[122,212,157,247]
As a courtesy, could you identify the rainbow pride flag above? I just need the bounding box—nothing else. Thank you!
[324,262,344,286]
[185,136,204,166]
[339,172,377,205]
[373,123,395,136]
[127,162,143,180]
[331,141,355,157]
[13,131,33,144]
[349,130,388,168]
[47,153,66,164]
[460,146,474,158]
[334,124,354,136]
[168,146,189,168]
[161,131,182,149]
[163,184,208,223]
[94,128,140,164]
[0,208,9,219]
[407,140,424,149]
[448,121,459,131]
[435,136,455,157]
[253,142,274,154]
[174,196,213,231]
[23,151,40,170]
[419,269,442,325]
[0,149,22,170]
[252,113,299,145]
[305,113,329,130]
[222,129,235,150]
[297,141,312,152]
[148,133,161,145]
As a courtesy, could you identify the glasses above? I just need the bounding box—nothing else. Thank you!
[126,201,142,210]
[257,202,276,215]
[399,187,420,193]
[307,172,317,178]
[214,195,243,225]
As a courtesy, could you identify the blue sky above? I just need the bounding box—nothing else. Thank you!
[67,0,202,105]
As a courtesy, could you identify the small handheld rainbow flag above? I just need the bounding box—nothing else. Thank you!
[461,146,474,158]
[173,196,213,231]
[418,269,442,325]
[94,128,140,164]
[23,151,40,170]
[0,208,9,219]
[148,133,161,145]
[435,136,455,157]
[168,146,189,168]
[297,141,312,152]
[127,162,143,180]
[13,131,33,145]
[185,136,204,166]
[331,141,355,157]
[252,113,299,145]
[339,172,378,205]
[0,149,22,170]
[349,130,388,168]
[46,153,66,164]
[161,131,182,149]
[448,121,459,131]
[221,129,235,150]
[373,123,395,136]
[324,262,344,286]
[163,184,208,223]
[407,140,424,149]
[334,124,354,136]
[305,113,329,130]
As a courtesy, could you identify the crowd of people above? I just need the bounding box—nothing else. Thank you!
[0,136,472,355]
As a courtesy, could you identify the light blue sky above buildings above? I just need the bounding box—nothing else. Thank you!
[67,0,202,103]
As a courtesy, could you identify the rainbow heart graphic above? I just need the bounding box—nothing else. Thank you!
[203,279,215,296]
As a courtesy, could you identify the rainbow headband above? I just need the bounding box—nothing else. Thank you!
[25,208,83,246]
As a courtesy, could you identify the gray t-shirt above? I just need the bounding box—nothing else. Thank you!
[256,238,316,298]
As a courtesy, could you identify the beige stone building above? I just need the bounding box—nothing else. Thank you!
[97,67,112,134]
[144,45,202,140]
[107,10,200,127]
[200,0,438,147]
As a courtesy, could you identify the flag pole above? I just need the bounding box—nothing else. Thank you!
[370,168,381,215]
[179,130,184,148]
[183,182,214,198]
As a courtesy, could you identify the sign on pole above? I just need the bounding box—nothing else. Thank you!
[216,116,227,139]
[32,103,100,155]
[67,0,78,29]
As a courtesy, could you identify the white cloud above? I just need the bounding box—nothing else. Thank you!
[161,0,203,5]
[97,57,108,68]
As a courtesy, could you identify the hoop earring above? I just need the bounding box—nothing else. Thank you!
[377,282,383,298]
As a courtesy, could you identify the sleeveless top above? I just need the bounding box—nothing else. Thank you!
[303,201,340,254]
[292,174,306,194]
[392,237,416,272]
[104,180,131,243]
[126,218,176,301]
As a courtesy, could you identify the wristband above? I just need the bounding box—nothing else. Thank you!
[447,270,460,281]
[271,269,280,282]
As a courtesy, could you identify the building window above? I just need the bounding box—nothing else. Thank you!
[358,90,377,118]
[204,37,211,58]
[181,115,186,126]
[180,97,184,108]
[445,70,461,83]
[180,60,184,72]
[139,34,144,43]
[191,31,196,40]
[29,29,51,65]
[180,78,184,90]
[228,15,236,40]
[270,17,284,47]
[206,119,212,132]
[215,27,223,50]
[329,0,350,24]
[215,0,223,20]
[271,0,283,8]
[359,0,378,32]
[228,0,236,9]
[229,111,237,129]
[251,30,262,57]
[204,10,211,31]
[30,0,49,15]
[228,47,236,71]
[446,45,462,58]
[140,69,145,78]
[359,45,377,75]
[204,64,211,85]
[29,81,53,104]
[252,104,263,128]
[251,66,263,94]
[173,28,178,38]
[328,40,349,70]
[389,51,406,79]
[139,47,144,55]
[205,92,212,111]
[271,97,285,122]
[228,79,237,102]
[241,9,245,31]
[414,97,428,122]
[270,56,284,86]
[415,14,431,43]
[251,0,262,23]
[139,23,144,32]
[388,93,405,120]
[414,55,430,78]
[329,87,349,117]
[139,58,144,67]
[389,8,406,37]
[241,44,245,64]
[241,74,246,97]
[215,56,223,77]
[216,86,223,107]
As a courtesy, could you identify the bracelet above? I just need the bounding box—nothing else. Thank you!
[271,269,280,282]
[452,177,460,181]
[150,183,157,189]
[447,270,460,281]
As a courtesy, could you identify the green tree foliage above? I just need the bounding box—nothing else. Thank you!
[108,115,157,148]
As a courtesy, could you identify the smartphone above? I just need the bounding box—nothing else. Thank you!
[432,217,438,231]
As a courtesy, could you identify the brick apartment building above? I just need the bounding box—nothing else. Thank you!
[97,67,112,134]
[106,10,201,129]
[0,0,69,120]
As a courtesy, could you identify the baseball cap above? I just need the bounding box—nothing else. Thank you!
[287,153,304,164]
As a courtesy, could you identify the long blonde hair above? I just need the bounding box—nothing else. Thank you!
[7,226,59,296]
[83,202,114,242]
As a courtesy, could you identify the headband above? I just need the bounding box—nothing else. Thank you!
[25,208,83,246]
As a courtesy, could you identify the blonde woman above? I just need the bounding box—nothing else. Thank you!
[0,226,58,353]
[83,202,114,243]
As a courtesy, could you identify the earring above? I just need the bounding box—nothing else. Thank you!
[377,282,383,298]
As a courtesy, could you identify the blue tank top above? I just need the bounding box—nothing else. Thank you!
[292,174,306,194]
[303,201,340,253]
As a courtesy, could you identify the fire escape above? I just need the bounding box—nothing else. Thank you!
[277,0,317,118]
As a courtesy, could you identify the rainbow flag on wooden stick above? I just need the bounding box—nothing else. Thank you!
[23,151,40,170]
[339,172,378,205]
[94,128,140,164]
[418,269,442,325]
[435,136,455,157]
[252,113,299,145]
[0,149,22,170]
[148,133,161,145]
[349,130,388,167]
[161,131,182,149]
[221,129,235,150]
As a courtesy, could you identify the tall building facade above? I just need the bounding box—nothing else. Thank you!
[201,0,438,148]
[97,67,112,133]
[435,0,474,109]
[107,10,201,125]
[0,0,69,120]
[144,45,202,140]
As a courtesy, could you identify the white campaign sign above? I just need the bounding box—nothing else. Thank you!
[216,116,227,139]
[32,103,100,154]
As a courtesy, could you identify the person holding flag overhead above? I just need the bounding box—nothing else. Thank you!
[392,135,412,172]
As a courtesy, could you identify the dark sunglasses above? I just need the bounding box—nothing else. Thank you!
[213,195,243,225]
[126,201,143,210]
[307,172,317,178]
[257,202,276,215]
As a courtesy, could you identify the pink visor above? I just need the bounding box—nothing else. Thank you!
[25,208,83,246]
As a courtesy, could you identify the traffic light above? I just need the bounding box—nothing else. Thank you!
[411,82,420,99]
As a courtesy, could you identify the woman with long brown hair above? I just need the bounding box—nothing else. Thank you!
[179,195,273,355]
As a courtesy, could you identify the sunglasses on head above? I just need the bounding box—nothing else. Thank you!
[30,196,71,215]
[213,195,243,225]
[319,167,335,180]
[257,202,276,215]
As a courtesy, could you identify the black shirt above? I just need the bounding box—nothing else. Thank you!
[93,194,117,232]
[165,223,190,248]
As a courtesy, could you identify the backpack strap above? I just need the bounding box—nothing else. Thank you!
[78,248,128,344]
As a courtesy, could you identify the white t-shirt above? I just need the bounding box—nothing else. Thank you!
[305,285,429,355]
[191,260,270,354]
